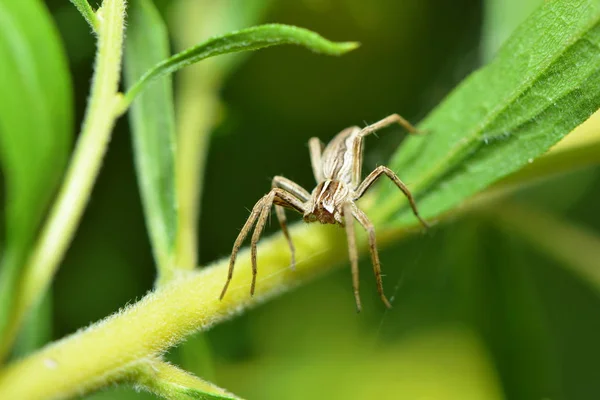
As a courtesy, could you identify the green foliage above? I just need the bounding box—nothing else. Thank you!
[131,359,241,400]
[125,0,178,279]
[123,24,359,108]
[123,13,358,285]
[0,0,72,354]
[481,0,542,61]
[1,0,600,399]
[378,0,600,226]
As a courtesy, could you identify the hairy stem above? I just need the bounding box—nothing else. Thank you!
[0,223,351,399]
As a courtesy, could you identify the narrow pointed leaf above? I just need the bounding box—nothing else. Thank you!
[376,0,600,226]
[133,359,242,400]
[69,0,98,32]
[124,0,177,280]
[122,23,358,107]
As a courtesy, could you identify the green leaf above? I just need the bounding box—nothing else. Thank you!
[68,0,98,32]
[124,0,177,280]
[376,0,600,226]
[172,0,275,73]
[0,0,72,352]
[122,23,359,108]
[132,359,243,400]
[169,332,216,385]
[481,0,543,61]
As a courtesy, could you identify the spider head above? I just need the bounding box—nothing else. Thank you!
[303,213,318,223]
[303,180,347,225]
[303,201,342,225]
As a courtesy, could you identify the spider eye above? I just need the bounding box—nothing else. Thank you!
[305,214,317,223]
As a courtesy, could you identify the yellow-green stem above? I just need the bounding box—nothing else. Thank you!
[0,0,127,358]
[173,85,220,272]
[0,223,352,399]
[171,0,226,271]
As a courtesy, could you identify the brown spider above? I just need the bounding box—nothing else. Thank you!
[220,114,428,311]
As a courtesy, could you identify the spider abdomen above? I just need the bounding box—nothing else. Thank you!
[321,126,361,185]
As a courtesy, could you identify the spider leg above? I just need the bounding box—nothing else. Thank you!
[249,188,307,296]
[354,166,428,229]
[343,202,362,313]
[250,196,273,296]
[350,114,420,187]
[359,113,420,136]
[272,176,310,270]
[220,196,266,300]
[308,137,325,183]
[351,203,392,309]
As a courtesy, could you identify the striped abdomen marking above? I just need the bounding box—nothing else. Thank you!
[321,127,361,184]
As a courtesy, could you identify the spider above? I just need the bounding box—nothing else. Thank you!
[219,114,429,311]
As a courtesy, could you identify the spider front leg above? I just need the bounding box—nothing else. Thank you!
[220,188,306,300]
[343,202,362,312]
[355,166,429,229]
[220,197,265,300]
[351,203,392,309]
[359,113,420,136]
[351,113,422,187]
[272,176,310,270]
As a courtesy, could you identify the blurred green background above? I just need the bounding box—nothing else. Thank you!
[36,0,600,399]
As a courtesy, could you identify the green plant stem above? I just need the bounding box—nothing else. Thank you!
[171,9,223,270]
[173,87,219,271]
[0,0,126,359]
[0,223,350,399]
[69,0,98,32]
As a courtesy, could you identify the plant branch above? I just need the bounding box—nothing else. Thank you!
[0,0,127,358]
[171,2,223,271]
[0,222,351,399]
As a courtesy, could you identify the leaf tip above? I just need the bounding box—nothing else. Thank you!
[338,41,361,54]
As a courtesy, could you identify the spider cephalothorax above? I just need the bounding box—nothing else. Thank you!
[304,180,349,225]
[220,114,428,311]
